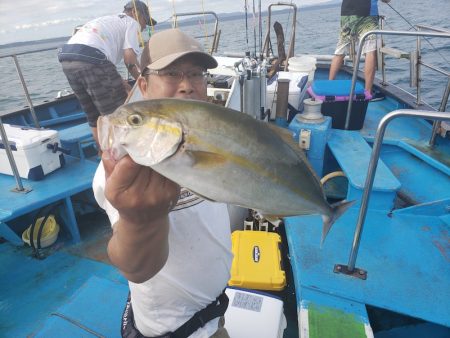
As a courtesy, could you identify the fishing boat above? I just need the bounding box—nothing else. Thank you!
[1,2,449,337]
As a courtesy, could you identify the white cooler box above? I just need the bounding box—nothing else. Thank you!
[0,124,65,180]
[266,71,309,119]
[224,287,287,338]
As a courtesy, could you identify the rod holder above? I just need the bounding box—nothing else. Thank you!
[275,78,290,121]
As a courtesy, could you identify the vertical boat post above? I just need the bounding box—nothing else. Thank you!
[345,30,450,130]
[275,78,290,126]
[12,55,40,128]
[430,77,450,146]
[336,110,450,278]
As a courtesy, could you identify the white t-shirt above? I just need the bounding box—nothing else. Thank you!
[68,14,142,65]
[93,163,233,337]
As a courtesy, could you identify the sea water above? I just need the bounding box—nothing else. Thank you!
[0,0,449,115]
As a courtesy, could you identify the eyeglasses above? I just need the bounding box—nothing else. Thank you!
[143,68,208,85]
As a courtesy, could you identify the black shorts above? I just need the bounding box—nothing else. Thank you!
[61,61,128,127]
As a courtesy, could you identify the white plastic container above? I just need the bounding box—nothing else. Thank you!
[266,71,309,119]
[224,287,287,338]
[288,55,317,83]
[0,124,64,180]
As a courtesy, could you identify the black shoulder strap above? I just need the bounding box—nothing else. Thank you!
[171,290,229,338]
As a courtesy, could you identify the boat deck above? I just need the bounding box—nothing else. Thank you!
[0,211,128,337]
[285,201,450,326]
[284,87,450,336]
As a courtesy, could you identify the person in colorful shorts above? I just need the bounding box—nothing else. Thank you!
[329,0,391,99]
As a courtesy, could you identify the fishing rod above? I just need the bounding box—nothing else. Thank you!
[252,0,257,57]
[259,0,262,56]
[386,2,449,64]
[245,0,249,51]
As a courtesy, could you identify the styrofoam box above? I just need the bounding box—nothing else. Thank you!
[0,124,64,180]
[266,71,309,119]
[224,288,287,338]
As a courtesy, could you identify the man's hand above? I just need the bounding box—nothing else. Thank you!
[103,153,180,282]
[103,153,180,225]
[123,48,141,80]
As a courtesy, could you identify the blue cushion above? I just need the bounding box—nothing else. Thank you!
[311,80,365,96]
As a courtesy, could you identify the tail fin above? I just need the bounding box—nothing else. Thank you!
[321,200,355,247]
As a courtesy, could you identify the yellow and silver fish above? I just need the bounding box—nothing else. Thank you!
[98,98,353,244]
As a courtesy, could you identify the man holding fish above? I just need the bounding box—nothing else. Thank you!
[94,29,233,338]
[94,27,352,337]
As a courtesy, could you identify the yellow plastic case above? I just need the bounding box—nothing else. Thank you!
[229,230,286,291]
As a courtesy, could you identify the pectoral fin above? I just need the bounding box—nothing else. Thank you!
[185,150,228,169]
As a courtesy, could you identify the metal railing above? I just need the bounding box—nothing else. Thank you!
[262,2,297,68]
[171,11,220,54]
[1,41,66,193]
[346,29,450,132]
[335,109,450,278]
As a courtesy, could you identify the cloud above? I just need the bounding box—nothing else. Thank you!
[14,18,86,31]
[0,0,332,45]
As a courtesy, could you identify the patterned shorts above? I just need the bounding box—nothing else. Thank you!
[334,15,379,55]
[61,61,128,127]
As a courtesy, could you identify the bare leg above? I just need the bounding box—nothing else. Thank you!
[364,50,377,93]
[329,54,345,80]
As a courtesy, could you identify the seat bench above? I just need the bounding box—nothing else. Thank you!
[58,122,96,159]
[327,129,400,210]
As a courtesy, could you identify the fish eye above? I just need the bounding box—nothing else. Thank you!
[127,113,143,126]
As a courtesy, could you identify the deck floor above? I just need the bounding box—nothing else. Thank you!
[284,206,450,329]
[0,211,127,337]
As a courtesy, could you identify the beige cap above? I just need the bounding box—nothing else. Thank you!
[145,28,218,70]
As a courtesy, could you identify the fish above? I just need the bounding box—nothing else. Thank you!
[98,98,354,245]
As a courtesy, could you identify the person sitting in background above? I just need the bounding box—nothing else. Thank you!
[329,0,391,101]
[93,29,232,338]
[58,0,156,147]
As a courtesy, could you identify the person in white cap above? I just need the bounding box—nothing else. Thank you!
[59,1,157,147]
[93,29,231,338]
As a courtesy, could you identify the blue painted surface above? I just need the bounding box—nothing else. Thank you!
[311,80,365,96]
[0,243,126,338]
[375,323,450,338]
[380,144,450,204]
[59,122,96,159]
[35,276,129,337]
[328,130,401,191]
[284,206,450,328]
[327,129,400,210]
[288,115,332,176]
[0,156,99,245]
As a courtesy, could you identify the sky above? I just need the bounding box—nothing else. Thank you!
[0,0,332,45]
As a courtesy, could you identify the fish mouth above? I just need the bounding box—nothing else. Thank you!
[97,115,111,153]
[98,115,128,161]
[98,114,185,166]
